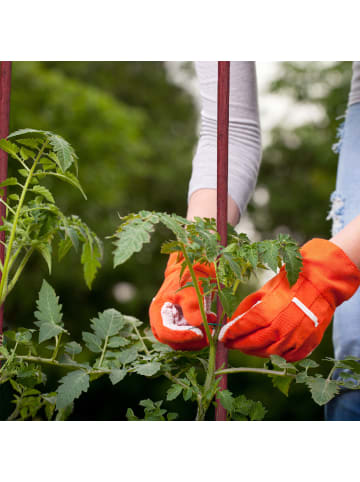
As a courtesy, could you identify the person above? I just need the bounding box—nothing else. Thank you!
[149,61,360,420]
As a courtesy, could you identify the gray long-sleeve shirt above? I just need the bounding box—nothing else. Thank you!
[189,61,360,216]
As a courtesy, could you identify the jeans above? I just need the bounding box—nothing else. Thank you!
[325,102,360,420]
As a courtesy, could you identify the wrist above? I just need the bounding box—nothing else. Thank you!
[186,188,240,226]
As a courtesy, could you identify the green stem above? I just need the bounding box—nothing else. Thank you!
[0,140,48,306]
[131,321,150,356]
[97,336,109,369]
[5,247,34,299]
[180,245,213,347]
[215,367,290,377]
[51,332,63,362]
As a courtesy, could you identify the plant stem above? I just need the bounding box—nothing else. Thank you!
[5,247,34,298]
[180,245,213,347]
[0,140,48,305]
[51,332,62,361]
[215,367,290,377]
[97,335,109,369]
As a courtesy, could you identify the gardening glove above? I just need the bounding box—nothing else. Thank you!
[219,238,360,362]
[149,252,216,350]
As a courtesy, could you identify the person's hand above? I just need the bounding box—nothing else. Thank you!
[149,252,216,350]
[219,238,360,362]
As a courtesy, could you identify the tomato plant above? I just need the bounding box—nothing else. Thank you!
[0,131,359,421]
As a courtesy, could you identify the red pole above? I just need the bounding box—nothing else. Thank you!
[0,61,12,335]
[215,61,230,421]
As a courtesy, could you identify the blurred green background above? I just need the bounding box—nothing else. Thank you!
[0,61,353,420]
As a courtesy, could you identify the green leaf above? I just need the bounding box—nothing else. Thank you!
[270,355,296,372]
[82,332,102,353]
[305,377,340,406]
[50,171,87,199]
[56,370,90,409]
[298,359,319,370]
[270,375,293,396]
[117,346,138,364]
[218,389,235,411]
[47,134,74,172]
[158,213,187,243]
[34,280,63,343]
[249,401,267,421]
[166,384,183,401]
[36,243,52,274]
[107,336,129,348]
[81,241,101,289]
[7,128,48,140]
[0,177,18,187]
[32,185,55,203]
[109,368,127,385]
[135,362,161,377]
[126,408,139,421]
[0,139,19,158]
[90,309,125,340]
[258,241,279,273]
[58,237,73,261]
[65,341,82,357]
[113,218,156,267]
[282,244,302,286]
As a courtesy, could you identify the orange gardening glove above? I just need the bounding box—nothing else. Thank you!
[219,238,360,362]
[149,252,216,350]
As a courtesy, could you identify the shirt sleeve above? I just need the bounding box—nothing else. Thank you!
[348,61,360,107]
[188,61,262,215]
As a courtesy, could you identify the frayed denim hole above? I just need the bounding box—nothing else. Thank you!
[332,119,346,155]
[326,191,345,236]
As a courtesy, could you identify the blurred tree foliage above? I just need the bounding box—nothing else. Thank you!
[1,61,353,420]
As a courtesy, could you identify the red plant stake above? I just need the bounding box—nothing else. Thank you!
[0,61,12,335]
[215,61,230,421]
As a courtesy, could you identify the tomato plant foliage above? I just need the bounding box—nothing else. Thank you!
[1,132,360,420]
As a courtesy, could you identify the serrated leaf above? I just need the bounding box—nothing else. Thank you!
[298,359,319,370]
[107,336,129,348]
[48,134,74,172]
[249,401,267,421]
[166,384,183,401]
[113,220,156,267]
[270,375,293,396]
[282,245,302,286]
[81,241,101,289]
[218,389,235,411]
[36,243,52,274]
[50,171,87,199]
[58,237,73,261]
[56,370,90,409]
[34,280,63,343]
[7,128,48,140]
[90,309,124,340]
[82,331,102,353]
[270,354,296,371]
[109,368,127,385]
[32,185,55,203]
[0,139,20,159]
[305,377,339,406]
[117,346,138,364]
[65,341,82,357]
[259,241,279,273]
[158,213,187,243]
[135,362,161,377]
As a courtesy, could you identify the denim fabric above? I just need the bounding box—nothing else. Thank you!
[325,102,360,420]
[325,390,360,421]
[329,102,360,362]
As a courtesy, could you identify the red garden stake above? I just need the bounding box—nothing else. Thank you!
[215,61,230,421]
[0,61,12,336]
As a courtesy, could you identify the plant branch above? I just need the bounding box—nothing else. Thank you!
[215,367,290,377]
[0,140,48,305]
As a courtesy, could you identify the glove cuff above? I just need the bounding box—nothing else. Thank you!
[300,238,360,308]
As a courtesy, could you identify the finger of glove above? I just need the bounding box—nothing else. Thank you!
[174,288,205,327]
[149,298,205,347]
[219,298,269,343]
